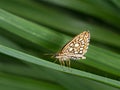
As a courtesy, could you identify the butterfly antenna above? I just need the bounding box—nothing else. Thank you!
[53,59,57,63]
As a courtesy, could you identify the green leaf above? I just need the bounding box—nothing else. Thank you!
[0,1,120,48]
[0,45,120,89]
[0,9,120,77]
[0,0,120,90]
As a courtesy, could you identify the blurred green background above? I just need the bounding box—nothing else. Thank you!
[0,0,120,90]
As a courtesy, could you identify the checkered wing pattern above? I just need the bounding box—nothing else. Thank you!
[55,31,90,66]
[60,31,90,56]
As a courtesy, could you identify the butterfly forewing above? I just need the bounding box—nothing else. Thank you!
[60,31,90,55]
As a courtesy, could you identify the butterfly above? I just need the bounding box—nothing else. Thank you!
[54,31,90,67]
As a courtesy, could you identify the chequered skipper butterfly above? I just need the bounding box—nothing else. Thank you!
[54,31,90,67]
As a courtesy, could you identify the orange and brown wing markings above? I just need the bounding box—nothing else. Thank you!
[59,31,89,54]
[82,31,90,55]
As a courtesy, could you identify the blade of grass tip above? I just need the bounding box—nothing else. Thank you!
[0,45,120,88]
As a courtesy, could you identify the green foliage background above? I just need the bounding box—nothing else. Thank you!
[0,0,120,90]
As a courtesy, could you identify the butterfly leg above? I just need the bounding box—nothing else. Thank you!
[59,59,65,66]
[66,60,70,68]
[59,59,62,66]
[62,59,65,66]
[54,59,57,63]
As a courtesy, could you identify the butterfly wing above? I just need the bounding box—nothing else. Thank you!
[60,31,90,56]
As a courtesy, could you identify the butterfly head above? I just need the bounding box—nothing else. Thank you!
[52,53,60,58]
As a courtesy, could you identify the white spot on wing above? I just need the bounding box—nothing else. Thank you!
[81,45,84,47]
[75,43,79,47]
[69,48,73,51]
[81,41,84,44]
[80,51,83,53]
[86,47,88,49]
[70,43,73,46]
[80,48,83,50]
[79,38,82,41]
[75,51,78,53]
